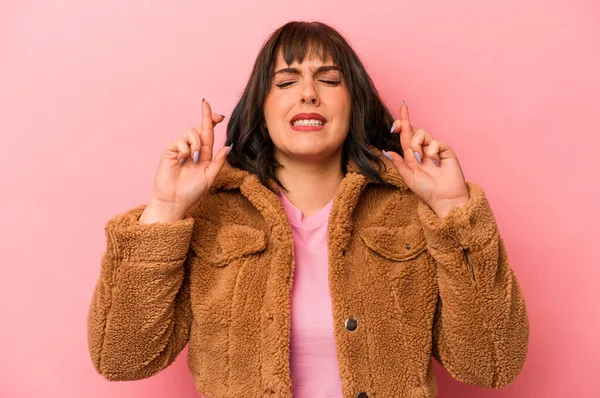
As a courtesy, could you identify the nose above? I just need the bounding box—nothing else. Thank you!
[300,81,319,106]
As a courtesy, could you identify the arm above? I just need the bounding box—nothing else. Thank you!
[87,205,195,381]
[417,182,529,388]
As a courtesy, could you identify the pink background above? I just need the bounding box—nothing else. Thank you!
[1,0,598,397]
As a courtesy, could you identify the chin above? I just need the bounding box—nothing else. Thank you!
[281,144,342,162]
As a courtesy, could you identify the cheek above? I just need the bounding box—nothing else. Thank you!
[335,94,352,128]
[336,103,352,141]
[264,92,292,123]
[263,94,276,121]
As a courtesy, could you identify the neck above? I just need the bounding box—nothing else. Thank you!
[274,150,344,217]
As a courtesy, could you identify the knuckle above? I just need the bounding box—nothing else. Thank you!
[188,131,199,143]
[178,140,190,151]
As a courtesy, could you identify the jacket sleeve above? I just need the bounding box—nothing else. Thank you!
[87,205,196,381]
[417,182,529,388]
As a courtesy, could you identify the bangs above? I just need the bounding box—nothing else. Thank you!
[271,22,347,69]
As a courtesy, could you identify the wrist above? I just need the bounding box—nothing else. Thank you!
[430,196,469,219]
[139,199,188,224]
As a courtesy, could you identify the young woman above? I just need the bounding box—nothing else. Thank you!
[88,21,529,398]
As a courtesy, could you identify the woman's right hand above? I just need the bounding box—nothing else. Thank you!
[139,99,231,224]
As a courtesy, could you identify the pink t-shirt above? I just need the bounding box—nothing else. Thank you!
[279,190,343,398]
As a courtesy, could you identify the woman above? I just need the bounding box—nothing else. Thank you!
[87,21,529,398]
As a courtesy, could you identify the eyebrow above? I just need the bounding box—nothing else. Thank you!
[273,65,342,76]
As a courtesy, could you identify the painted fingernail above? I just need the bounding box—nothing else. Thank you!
[219,114,226,118]
[402,100,407,105]
[414,151,422,163]
[193,151,199,163]
[178,158,185,165]
[202,98,205,102]
[226,144,233,155]
[433,159,440,166]
[382,150,393,161]
[390,122,397,133]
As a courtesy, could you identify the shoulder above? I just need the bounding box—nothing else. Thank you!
[189,189,266,229]
[359,183,422,219]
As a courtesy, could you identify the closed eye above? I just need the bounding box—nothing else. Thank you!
[276,81,294,88]
[275,80,342,89]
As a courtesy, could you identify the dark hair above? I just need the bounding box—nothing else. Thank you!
[225,21,402,192]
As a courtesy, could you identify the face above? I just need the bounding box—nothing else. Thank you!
[263,51,351,163]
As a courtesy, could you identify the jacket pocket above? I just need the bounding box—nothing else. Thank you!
[360,224,437,329]
[360,224,427,262]
[191,218,268,267]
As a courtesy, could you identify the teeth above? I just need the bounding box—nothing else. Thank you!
[292,119,324,126]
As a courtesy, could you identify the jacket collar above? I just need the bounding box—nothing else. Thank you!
[210,146,409,193]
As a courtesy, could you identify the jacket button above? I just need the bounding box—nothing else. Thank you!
[355,392,368,398]
[345,317,358,331]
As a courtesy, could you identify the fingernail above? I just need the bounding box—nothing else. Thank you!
[193,151,199,163]
[382,150,393,161]
[178,158,185,165]
[219,114,226,118]
[414,151,422,163]
[390,122,397,133]
[433,159,440,167]
[202,98,205,102]
[402,100,407,105]
[226,144,233,155]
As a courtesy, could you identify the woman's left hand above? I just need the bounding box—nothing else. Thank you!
[384,102,470,219]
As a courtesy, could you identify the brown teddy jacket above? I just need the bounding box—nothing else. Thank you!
[87,147,529,398]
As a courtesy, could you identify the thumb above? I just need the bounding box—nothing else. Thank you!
[211,113,226,128]
[204,145,231,187]
[383,150,413,182]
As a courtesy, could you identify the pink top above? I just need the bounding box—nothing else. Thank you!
[278,190,343,398]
